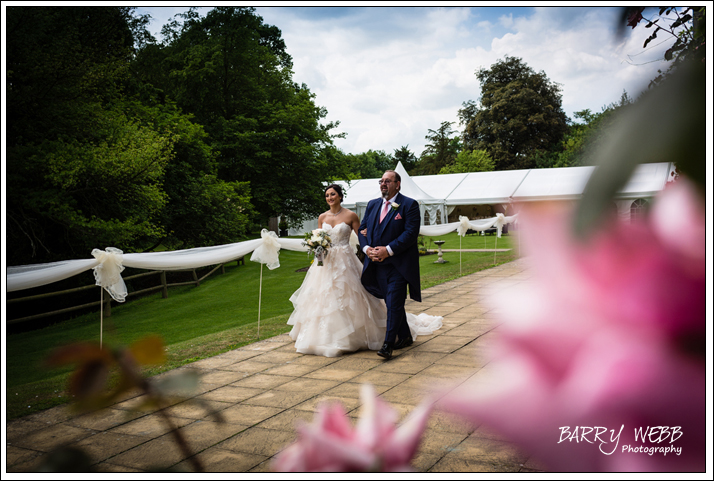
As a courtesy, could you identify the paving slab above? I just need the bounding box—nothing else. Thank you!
[230,373,295,390]
[6,446,43,468]
[6,419,51,443]
[11,423,97,452]
[255,409,315,433]
[321,381,391,399]
[104,433,187,470]
[66,408,144,431]
[292,395,361,413]
[196,385,264,403]
[216,427,296,457]
[69,431,150,464]
[6,259,543,473]
[240,389,316,409]
[108,412,195,438]
[173,447,267,472]
[302,367,363,381]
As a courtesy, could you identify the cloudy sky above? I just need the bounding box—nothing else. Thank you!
[137,6,673,157]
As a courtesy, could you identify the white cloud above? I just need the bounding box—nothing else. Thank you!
[138,6,673,157]
[499,13,514,28]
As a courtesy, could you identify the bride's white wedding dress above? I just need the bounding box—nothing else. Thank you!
[288,222,443,357]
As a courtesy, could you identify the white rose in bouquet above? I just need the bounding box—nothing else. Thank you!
[302,228,332,266]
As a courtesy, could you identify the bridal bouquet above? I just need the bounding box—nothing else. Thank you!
[302,228,332,266]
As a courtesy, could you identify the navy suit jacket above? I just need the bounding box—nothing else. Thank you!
[358,192,422,302]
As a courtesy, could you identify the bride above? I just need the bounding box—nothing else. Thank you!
[287,184,442,357]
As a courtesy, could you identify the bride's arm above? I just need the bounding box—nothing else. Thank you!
[349,212,362,255]
[350,211,361,234]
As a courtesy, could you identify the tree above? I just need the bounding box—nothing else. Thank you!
[457,100,479,151]
[439,149,495,174]
[6,6,259,266]
[393,145,418,173]
[412,121,460,175]
[624,6,705,85]
[345,150,395,179]
[6,7,176,264]
[141,104,256,249]
[461,56,569,171]
[532,91,635,169]
[136,7,345,227]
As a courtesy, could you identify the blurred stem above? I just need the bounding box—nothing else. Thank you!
[116,350,204,472]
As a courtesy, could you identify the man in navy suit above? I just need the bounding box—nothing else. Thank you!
[358,170,421,360]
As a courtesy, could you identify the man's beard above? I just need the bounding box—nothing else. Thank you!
[381,190,389,198]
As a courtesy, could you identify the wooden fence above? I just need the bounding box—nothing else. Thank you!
[6,257,244,325]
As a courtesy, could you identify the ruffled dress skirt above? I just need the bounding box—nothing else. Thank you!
[288,234,442,357]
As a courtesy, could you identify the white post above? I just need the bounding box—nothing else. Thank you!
[100,288,103,348]
[459,235,462,276]
[258,263,263,339]
[494,235,498,266]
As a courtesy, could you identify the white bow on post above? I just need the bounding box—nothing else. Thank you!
[249,229,282,339]
[91,247,127,348]
[250,229,282,270]
[457,216,471,237]
[495,213,506,238]
[92,247,128,302]
[457,216,473,276]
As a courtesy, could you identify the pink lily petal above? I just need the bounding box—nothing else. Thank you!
[439,179,705,472]
[355,383,398,450]
[384,397,435,469]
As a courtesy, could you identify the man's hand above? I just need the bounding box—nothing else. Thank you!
[369,246,389,262]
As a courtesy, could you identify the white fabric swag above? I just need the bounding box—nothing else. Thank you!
[419,213,517,237]
[6,215,517,300]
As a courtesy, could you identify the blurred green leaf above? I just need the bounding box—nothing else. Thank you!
[129,335,166,365]
[574,59,705,239]
[154,369,202,398]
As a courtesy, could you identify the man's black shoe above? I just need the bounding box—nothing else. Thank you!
[377,343,393,360]
[394,336,413,350]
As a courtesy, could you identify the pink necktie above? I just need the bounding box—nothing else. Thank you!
[380,201,390,223]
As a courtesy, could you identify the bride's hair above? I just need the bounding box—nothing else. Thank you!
[325,184,344,200]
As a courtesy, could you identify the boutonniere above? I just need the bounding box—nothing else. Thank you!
[391,202,399,211]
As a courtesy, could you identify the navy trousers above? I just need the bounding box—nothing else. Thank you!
[374,263,411,344]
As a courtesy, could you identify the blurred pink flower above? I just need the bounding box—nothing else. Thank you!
[439,179,706,472]
[273,384,433,472]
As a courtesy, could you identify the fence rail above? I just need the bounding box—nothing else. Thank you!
[7,257,245,325]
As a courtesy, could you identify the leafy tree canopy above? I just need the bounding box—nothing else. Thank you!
[412,121,461,175]
[7,6,327,264]
[533,91,635,169]
[393,145,418,173]
[6,7,176,264]
[136,7,348,228]
[624,6,706,87]
[344,150,395,179]
[439,149,495,174]
[461,56,569,171]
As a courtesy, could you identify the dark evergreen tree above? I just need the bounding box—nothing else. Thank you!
[461,56,569,170]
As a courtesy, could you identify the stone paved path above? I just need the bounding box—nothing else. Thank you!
[6,259,545,473]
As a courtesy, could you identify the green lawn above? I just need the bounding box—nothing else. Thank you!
[6,230,519,420]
